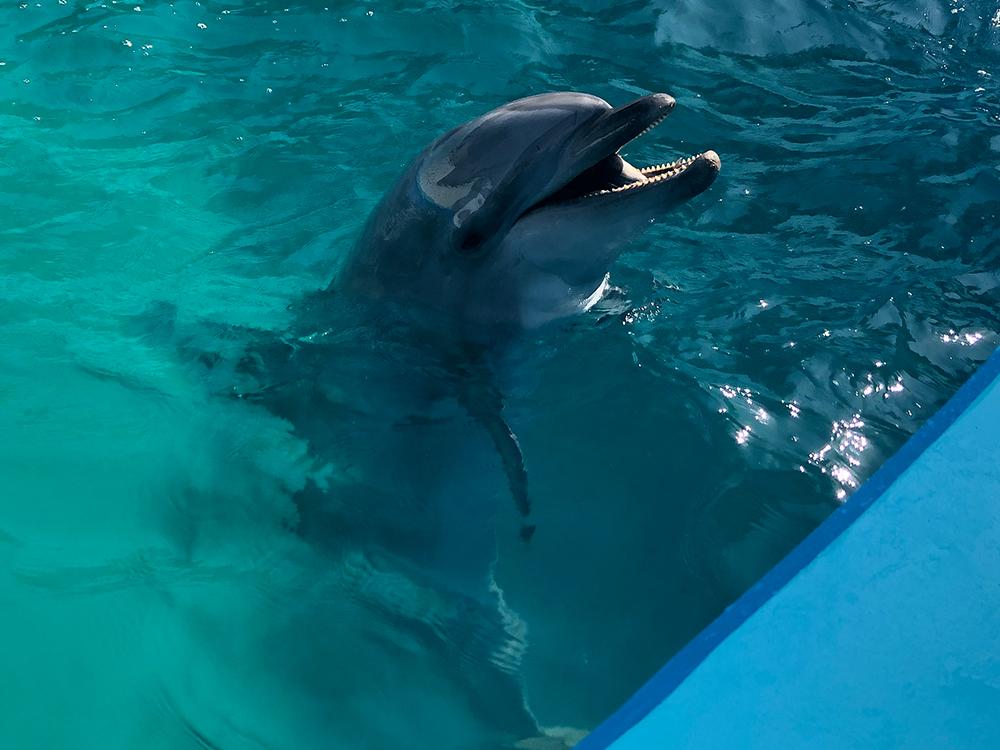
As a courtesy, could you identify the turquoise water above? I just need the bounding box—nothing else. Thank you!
[2,1,998,748]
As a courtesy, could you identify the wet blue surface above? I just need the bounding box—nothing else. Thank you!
[588,346,1000,750]
[1,1,998,748]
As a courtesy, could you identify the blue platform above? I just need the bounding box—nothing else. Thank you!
[577,346,1000,749]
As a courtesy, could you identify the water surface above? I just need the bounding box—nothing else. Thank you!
[2,1,999,747]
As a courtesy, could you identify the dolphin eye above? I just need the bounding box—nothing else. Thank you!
[457,229,486,255]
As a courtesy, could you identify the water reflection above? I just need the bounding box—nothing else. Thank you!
[810,414,869,502]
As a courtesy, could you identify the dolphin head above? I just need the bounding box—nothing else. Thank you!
[343,92,720,330]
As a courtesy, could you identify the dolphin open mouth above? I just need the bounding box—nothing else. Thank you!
[528,93,720,214]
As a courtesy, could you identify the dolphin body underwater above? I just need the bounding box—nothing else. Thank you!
[336,91,720,541]
[151,91,720,748]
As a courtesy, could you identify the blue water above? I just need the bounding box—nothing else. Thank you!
[2,1,998,748]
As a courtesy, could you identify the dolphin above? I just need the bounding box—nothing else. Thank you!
[136,94,720,749]
[342,91,720,332]
[337,92,719,539]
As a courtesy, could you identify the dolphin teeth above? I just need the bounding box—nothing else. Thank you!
[577,152,708,199]
[637,154,699,176]
[598,152,707,194]
[634,115,668,140]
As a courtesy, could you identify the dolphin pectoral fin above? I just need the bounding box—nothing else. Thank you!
[486,415,536,543]
[489,420,529,518]
[455,358,535,541]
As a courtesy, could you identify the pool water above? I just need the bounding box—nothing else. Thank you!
[2,1,998,748]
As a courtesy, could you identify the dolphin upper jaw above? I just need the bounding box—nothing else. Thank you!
[497,93,717,225]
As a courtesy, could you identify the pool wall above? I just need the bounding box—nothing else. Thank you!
[577,345,1000,749]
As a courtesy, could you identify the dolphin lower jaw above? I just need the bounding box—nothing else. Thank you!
[520,150,721,220]
[496,149,720,328]
[595,151,721,199]
[507,150,721,266]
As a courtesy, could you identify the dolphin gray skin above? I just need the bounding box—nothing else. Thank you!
[339,91,720,540]
[342,91,720,331]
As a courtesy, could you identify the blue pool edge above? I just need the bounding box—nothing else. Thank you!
[573,344,1000,750]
